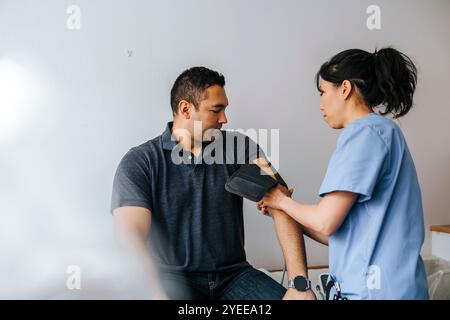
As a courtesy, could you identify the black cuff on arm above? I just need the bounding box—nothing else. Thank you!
[225,163,287,202]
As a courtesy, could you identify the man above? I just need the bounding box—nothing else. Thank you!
[111,66,315,299]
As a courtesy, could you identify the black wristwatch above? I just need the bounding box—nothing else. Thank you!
[288,275,312,292]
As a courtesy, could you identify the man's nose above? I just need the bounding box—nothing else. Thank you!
[219,111,228,124]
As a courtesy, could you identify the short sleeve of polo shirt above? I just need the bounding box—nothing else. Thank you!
[224,131,266,164]
[319,124,388,203]
[110,148,153,213]
[245,134,266,163]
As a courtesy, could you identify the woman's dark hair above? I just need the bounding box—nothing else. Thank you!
[170,66,225,115]
[316,47,417,118]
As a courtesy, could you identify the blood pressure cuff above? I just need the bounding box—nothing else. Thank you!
[225,163,287,202]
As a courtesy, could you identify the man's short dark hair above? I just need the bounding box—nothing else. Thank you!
[170,66,225,115]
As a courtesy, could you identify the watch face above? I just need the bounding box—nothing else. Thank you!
[294,276,307,291]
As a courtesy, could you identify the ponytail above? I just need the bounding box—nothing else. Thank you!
[373,48,417,118]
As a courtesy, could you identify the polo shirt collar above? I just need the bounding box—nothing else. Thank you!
[162,121,217,152]
[162,122,178,151]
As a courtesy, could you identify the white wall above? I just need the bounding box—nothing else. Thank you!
[0,0,449,279]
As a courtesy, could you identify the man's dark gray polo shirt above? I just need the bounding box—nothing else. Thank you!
[111,122,264,272]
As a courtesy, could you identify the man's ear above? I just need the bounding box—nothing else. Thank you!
[341,80,353,100]
[178,100,191,119]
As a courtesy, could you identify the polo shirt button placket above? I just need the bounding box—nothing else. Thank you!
[208,273,217,297]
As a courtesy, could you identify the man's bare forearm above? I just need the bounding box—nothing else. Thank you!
[270,208,308,279]
[114,207,167,298]
[115,220,160,278]
[252,158,309,277]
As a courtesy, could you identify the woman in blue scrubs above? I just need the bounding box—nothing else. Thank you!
[258,47,429,299]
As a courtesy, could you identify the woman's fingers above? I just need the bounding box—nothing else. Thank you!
[256,200,269,213]
[256,202,266,212]
[256,202,271,217]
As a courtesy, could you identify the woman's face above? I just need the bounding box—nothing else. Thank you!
[318,79,346,129]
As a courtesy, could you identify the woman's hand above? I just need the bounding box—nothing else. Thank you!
[257,185,291,212]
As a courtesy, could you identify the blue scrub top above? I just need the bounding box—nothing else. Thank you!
[319,113,429,299]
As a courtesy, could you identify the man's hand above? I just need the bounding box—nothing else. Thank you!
[283,288,317,300]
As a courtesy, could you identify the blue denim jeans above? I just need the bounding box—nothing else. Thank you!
[159,265,286,300]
